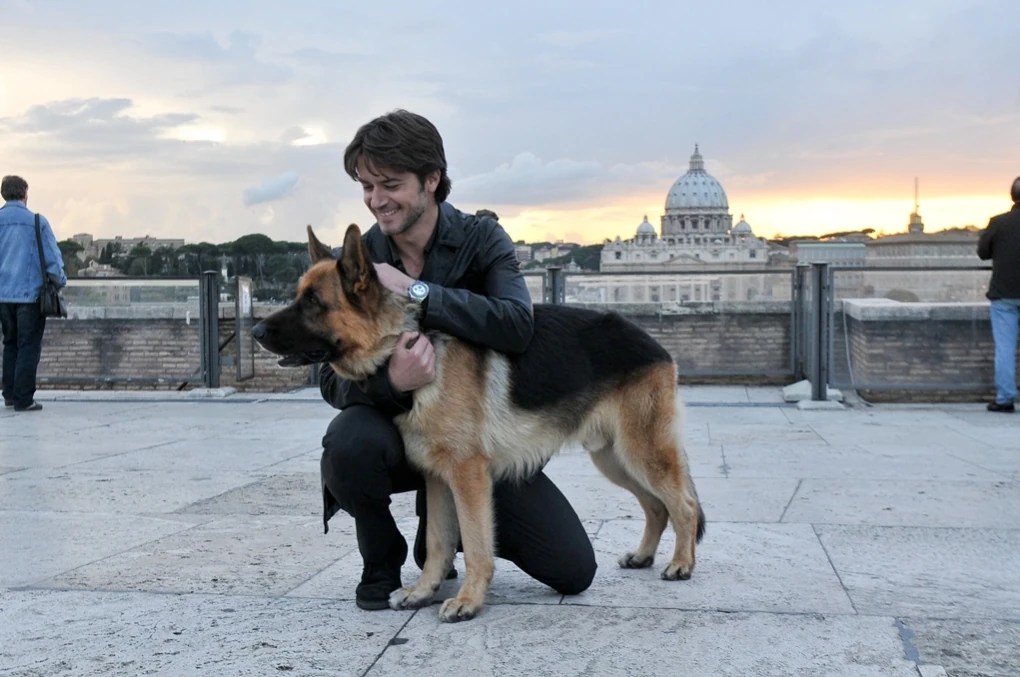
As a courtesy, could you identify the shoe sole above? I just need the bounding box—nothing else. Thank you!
[355,598,393,611]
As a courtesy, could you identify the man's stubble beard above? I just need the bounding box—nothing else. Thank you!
[391,187,428,236]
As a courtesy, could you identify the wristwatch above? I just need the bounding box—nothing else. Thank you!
[408,280,430,304]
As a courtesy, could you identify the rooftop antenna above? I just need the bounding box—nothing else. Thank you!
[914,177,919,214]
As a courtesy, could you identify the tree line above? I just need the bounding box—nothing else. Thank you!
[57,233,313,301]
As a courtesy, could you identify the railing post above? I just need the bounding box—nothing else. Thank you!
[199,270,220,389]
[546,267,564,305]
[791,264,807,381]
[809,262,830,401]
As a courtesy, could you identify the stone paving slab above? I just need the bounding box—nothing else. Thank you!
[68,438,313,474]
[784,479,1020,528]
[816,525,1020,619]
[708,422,826,446]
[0,436,184,469]
[0,467,259,514]
[722,443,1005,481]
[940,445,1020,480]
[565,520,856,615]
[0,510,200,587]
[808,419,995,451]
[0,589,413,677]
[38,515,358,596]
[372,606,919,677]
[900,617,1020,677]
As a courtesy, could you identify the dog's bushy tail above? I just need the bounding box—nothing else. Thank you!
[674,397,706,543]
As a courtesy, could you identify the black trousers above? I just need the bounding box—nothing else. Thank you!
[0,302,47,409]
[320,404,597,595]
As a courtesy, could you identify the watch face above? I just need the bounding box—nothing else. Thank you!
[409,281,429,300]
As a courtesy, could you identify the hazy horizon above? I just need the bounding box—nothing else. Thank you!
[2,0,1017,249]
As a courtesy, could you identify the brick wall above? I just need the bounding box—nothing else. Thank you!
[38,319,203,388]
[36,304,314,392]
[832,300,1019,403]
[583,302,792,385]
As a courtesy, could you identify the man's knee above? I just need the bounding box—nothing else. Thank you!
[550,547,597,596]
[320,406,403,502]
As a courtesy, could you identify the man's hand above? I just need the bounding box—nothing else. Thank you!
[388,331,436,393]
[374,262,415,296]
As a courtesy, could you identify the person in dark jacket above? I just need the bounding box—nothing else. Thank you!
[977,176,1020,412]
[0,175,67,412]
[318,110,596,610]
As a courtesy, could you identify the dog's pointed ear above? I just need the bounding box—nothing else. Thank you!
[307,225,335,264]
[338,223,378,300]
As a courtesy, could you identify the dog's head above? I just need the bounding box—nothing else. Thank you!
[252,223,415,380]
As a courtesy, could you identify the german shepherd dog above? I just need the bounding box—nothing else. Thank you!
[253,224,706,623]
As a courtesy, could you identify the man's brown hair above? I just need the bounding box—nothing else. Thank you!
[1011,176,1020,203]
[1,175,28,202]
[343,110,452,203]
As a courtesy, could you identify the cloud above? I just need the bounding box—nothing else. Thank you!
[0,98,198,164]
[280,126,311,144]
[243,172,300,206]
[208,105,244,115]
[141,30,293,86]
[455,152,682,206]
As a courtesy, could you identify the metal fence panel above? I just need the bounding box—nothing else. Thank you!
[235,276,255,382]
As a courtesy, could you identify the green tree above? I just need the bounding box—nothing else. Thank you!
[57,239,84,277]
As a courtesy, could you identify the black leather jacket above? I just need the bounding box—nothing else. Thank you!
[319,202,535,415]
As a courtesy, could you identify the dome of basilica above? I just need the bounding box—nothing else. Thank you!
[636,215,656,236]
[665,145,729,212]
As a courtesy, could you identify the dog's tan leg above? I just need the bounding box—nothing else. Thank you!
[644,458,700,581]
[438,454,494,623]
[388,476,458,610]
[588,448,668,568]
[614,365,702,581]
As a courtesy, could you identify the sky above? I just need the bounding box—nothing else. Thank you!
[1,0,1018,248]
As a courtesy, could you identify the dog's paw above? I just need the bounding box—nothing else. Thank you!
[438,596,482,623]
[388,585,435,610]
[618,552,654,569]
[660,561,693,581]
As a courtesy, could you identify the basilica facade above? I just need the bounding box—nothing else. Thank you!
[600,146,773,271]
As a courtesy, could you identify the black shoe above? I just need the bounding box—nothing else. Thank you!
[13,401,42,412]
[3,397,12,407]
[355,535,407,611]
[987,401,1015,413]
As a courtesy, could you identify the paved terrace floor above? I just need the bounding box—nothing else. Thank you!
[1,386,1018,677]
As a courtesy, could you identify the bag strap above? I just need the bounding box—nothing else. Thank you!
[34,213,49,285]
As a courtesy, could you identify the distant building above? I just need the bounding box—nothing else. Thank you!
[601,146,777,272]
[533,242,577,262]
[78,260,124,278]
[74,233,187,261]
[513,244,532,262]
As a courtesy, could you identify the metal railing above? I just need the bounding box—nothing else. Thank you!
[40,263,999,400]
[535,263,995,401]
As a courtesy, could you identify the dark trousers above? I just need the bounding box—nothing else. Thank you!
[0,302,46,409]
[320,404,597,595]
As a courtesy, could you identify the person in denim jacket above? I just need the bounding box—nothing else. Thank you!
[0,175,67,412]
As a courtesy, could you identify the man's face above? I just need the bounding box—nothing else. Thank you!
[356,158,437,237]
